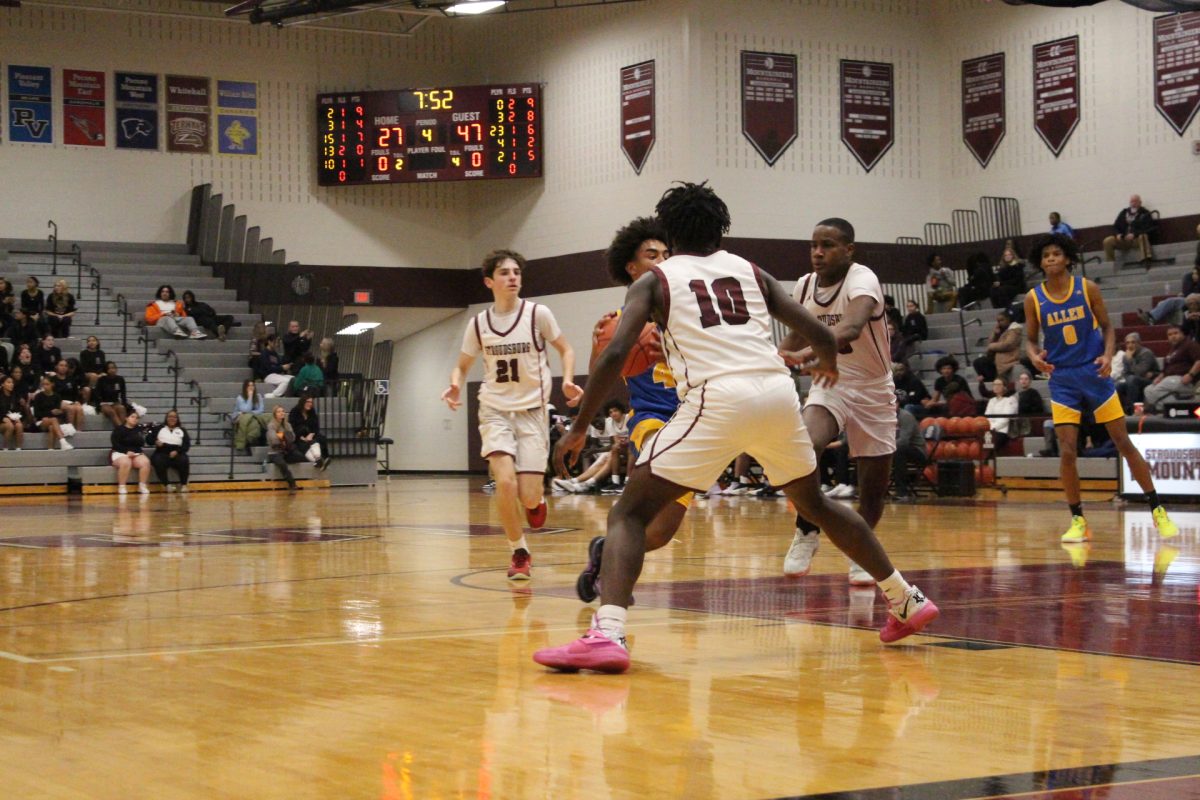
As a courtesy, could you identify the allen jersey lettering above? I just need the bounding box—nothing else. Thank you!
[793,262,893,387]
[1031,276,1103,368]
[464,300,559,411]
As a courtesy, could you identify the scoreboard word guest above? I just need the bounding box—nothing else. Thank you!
[317,83,542,186]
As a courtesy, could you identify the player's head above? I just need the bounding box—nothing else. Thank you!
[606,217,668,286]
[481,249,526,298]
[1029,233,1078,276]
[654,181,730,255]
[810,218,855,277]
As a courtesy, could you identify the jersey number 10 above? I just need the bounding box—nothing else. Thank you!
[689,278,750,328]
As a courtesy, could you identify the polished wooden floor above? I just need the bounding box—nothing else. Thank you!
[0,479,1198,799]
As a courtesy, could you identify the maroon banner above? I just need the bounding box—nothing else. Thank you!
[840,59,894,173]
[166,74,211,153]
[961,53,1005,168]
[741,51,797,166]
[620,60,655,174]
[1154,12,1200,136]
[1033,36,1080,157]
[62,69,106,147]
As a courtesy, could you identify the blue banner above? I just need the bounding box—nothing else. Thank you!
[115,72,159,150]
[217,79,258,155]
[8,65,52,143]
[216,80,257,110]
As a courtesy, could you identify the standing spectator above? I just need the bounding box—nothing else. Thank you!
[317,337,339,384]
[901,299,928,343]
[990,246,1026,309]
[94,361,129,427]
[973,310,1027,391]
[1049,211,1075,239]
[291,353,325,396]
[44,279,77,337]
[289,394,332,471]
[181,290,235,341]
[893,362,931,418]
[282,321,313,373]
[231,379,269,454]
[1144,325,1200,410]
[32,376,72,450]
[145,285,205,339]
[110,410,150,495]
[0,375,27,450]
[1138,267,1199,325]
[890,406,926,501]
[7,309,41,350]
[1103,193,1157,265]
[956,253,993,309]
[34,335,62,376]
[984,378,1019,448]
[20,276,45,329]
[79,336,106,387]
[925,253,957,313]
[254,333,292,398]
[266,405,306,491]
[151,409,191,491]
[1115,333,1160,412]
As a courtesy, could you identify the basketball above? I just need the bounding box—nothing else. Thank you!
[592,314,663,378]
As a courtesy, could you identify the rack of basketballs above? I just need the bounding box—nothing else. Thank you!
[918,416,996,488]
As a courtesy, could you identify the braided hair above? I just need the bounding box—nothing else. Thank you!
[654,181,730,254]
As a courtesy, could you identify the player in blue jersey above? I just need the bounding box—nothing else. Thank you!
[572,217,694,603]
[1024,233,1178,544]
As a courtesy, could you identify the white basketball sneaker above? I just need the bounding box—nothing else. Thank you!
[848,561,876,586]
[783,529,819,577]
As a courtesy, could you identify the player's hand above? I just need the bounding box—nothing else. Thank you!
[807,346,839,389]
[555,428,587,471]
[591,311,618,347]
[778,346,813,368]
[1094,353,1113,377]
[562,381,584,407]
[440,384,461,411]
[1030,350,1054,375]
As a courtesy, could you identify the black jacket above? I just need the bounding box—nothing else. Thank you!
[111,424,147,454]
[80,349,107,375]
[95,374,128,406]
[32,391,64,421]
[1113,206,1156,237]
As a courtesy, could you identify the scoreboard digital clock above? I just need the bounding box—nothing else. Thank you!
[317,83,542,186]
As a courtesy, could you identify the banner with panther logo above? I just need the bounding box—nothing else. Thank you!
[217,79,258,155]
[63,69,106,147]
[115,72,159,151]
[166,74,211,153]
[7,65,52,144]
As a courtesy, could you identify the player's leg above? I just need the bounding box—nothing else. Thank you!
[1102,410,1178,538]
[1053,423,1090,543]
[846,453,894,585]
[513,409,550,532]
[487,454,525,541]
[784,403,840,577]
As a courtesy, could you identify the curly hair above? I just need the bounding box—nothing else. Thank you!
[654,181,730,253]
[481,249,526,279]
[604,217,668,286]
[1027,233,1079,270]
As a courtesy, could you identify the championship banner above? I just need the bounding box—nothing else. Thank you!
[840,59,894,173]
[62,69,106,147]
[7,65,52,144]
[166,74,211,153]
[1153,12,1200,136]
[962,53,1005,168]
[620,60,655,174]
[217,79,258,155]
[1033,36,1080,157]
[115,72,159,150]
[741,51,797,167]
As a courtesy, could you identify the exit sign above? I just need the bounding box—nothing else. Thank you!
[352,290,373,305]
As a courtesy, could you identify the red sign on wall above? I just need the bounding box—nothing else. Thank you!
[620,60,655,174]
[1033,36,1080,157]
[741,51,797,166]
[962,53,1005,168]
[840,59,894,173]
[62,69,106,147]
[1154,12,1200,136]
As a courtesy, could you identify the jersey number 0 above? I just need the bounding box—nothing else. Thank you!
[689,277,750,328]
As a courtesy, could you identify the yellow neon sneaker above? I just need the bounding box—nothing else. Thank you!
[1152,506,1179,539]
[1061,515,1090,543]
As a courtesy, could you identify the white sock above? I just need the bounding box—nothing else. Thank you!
[595,604,627,644]
[739,476,752,485]
[510,536,529,553]
[878,570,913,606]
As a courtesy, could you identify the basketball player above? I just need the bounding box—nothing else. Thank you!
[780,219,897,586]
[1023,233,1177,543]
[442,249,582,580]
[574,217,694,603]
[533,183,938,673]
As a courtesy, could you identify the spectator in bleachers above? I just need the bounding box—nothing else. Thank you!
[901,299,928,342]
[890,406,925,501]
[146,285,205,339]
[20,277,44,329]
[254,333,292,398]
[0,277,15,327]
[289,394,332,471]
[79,336,106,387]
[925,253,957,313]
[34,334,62,375]
[232,379,269,455]
[923,355,967,415]
[1137,267,1199,325]
[267,404,306,492]
[50,359,86,431]
[291,353,325,396]
[883,295,903,331]
[44,280,76,338]
[888,319,911,366]
[1144,324,1200,411]
[15,344,35,376]
[956,252,993,309]
[182,290,235,342]
[0,375,26,450]
[9,365,37,404]
[1103,194,1156,265]
[1049,211,1075,239]
[945,377,977,417]
[110,410,150,495]
[95,361,129,427]
[0,341,7,374]
[893,362,931,418]
[7,309,41,350]
[317,337,339,384]
[1010,371,1046,438]
[282,321,314,373]
[1180,294,1200,341]
[990,245,1027,309]
[247,322,268,369]
[33,376,72,451]
[984,378,1018,449]
[1115,332,1160,412]
[151,409,191,492]
[973,310,1027,394]
[1039,411,1110,458]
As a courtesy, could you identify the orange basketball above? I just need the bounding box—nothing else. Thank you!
[920,417,935,430]
[945,417,962,436]
[982,465,995,484]
[968,441,983,460]
[975,416,991,435]
[591,314,663,378]
[943,442,959,459]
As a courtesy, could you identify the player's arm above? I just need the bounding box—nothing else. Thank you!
[759,270,837,388]
[1023,290,1052,374]
[1084,278,1115,377]
[588,311,619,370]
[547,334,582,404]
[830,295,876,348]
[441,351,475,411]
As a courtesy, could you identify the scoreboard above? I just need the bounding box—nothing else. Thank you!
[317,83,542,186]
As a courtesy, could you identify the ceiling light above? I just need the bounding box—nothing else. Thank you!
[446,1,506,15]
[336,321,382,336]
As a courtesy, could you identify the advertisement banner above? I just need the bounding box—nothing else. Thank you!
[840,59,894,173]
[8,65,53,144]
[741,51,797,167]
[1033,36,1080,157]
[962,53,1005,168]
[620,60,655,174]
[115,72,159,150]
[217,79,258,155]
[1153,12,1200,136]
[166,74,211,153]
[62,69,106,146]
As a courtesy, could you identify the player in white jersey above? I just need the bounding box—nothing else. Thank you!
[533,183,938,673]
[442,249,581,580]
[782,219,898,586]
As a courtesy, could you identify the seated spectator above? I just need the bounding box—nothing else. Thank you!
[254,334,292,398]
[44,279,77,338]
[925,253,957,313]
[990,246,1026,309]
[0,341,7,374]
[0,277,15,322]
[1010,371,1046,437]
[893,362,931,418]
[1115,332,1160,412]
[231,379,269,454]
[14,344,35,377]
[923,355,968,415]
[20,276,45,328]
[1181,294,1200,341]
[945,377,977,417]
[553,447,616,493]
[248,322,268,369]
[984,378,1018,448]
[32,376,72,451]
[266,405,306,491]
[1049,211,1075,239]
[34,334,62,375]
[291,353,325,396]
[1040,411,1110,458]
[890,405,925,501]
[7,309,41,350]
[883,295,903,331]
[8,365,37,404]
[182,290,235,341]
[110,410,150,495]
[956,252,993,309]
[973,310,1027,393]
[1103,193,1156,265]
[0,375,27,450]
[145,284,205,339]
[1137,266,1198,325]
[901,300,928,342]
[282,320,314,373]
[1144,324,1200,410]
[888,319,911,366]
[151,409,191,491]
[289,394,332,471]
[94,361,129,427]
[50,359,86,431]
[317,337,339,385]
[79,336,106,387]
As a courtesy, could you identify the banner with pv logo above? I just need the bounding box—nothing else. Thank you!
[8,65,52,144]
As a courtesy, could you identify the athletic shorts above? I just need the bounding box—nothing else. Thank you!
[478,405,549,474]
[635,372,817,492]
[629,415,693,508]
[806,379,897,458]
[1048,364,1123,426]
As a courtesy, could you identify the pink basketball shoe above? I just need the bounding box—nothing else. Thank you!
[879,585,939,644]
[533,628,630,673]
